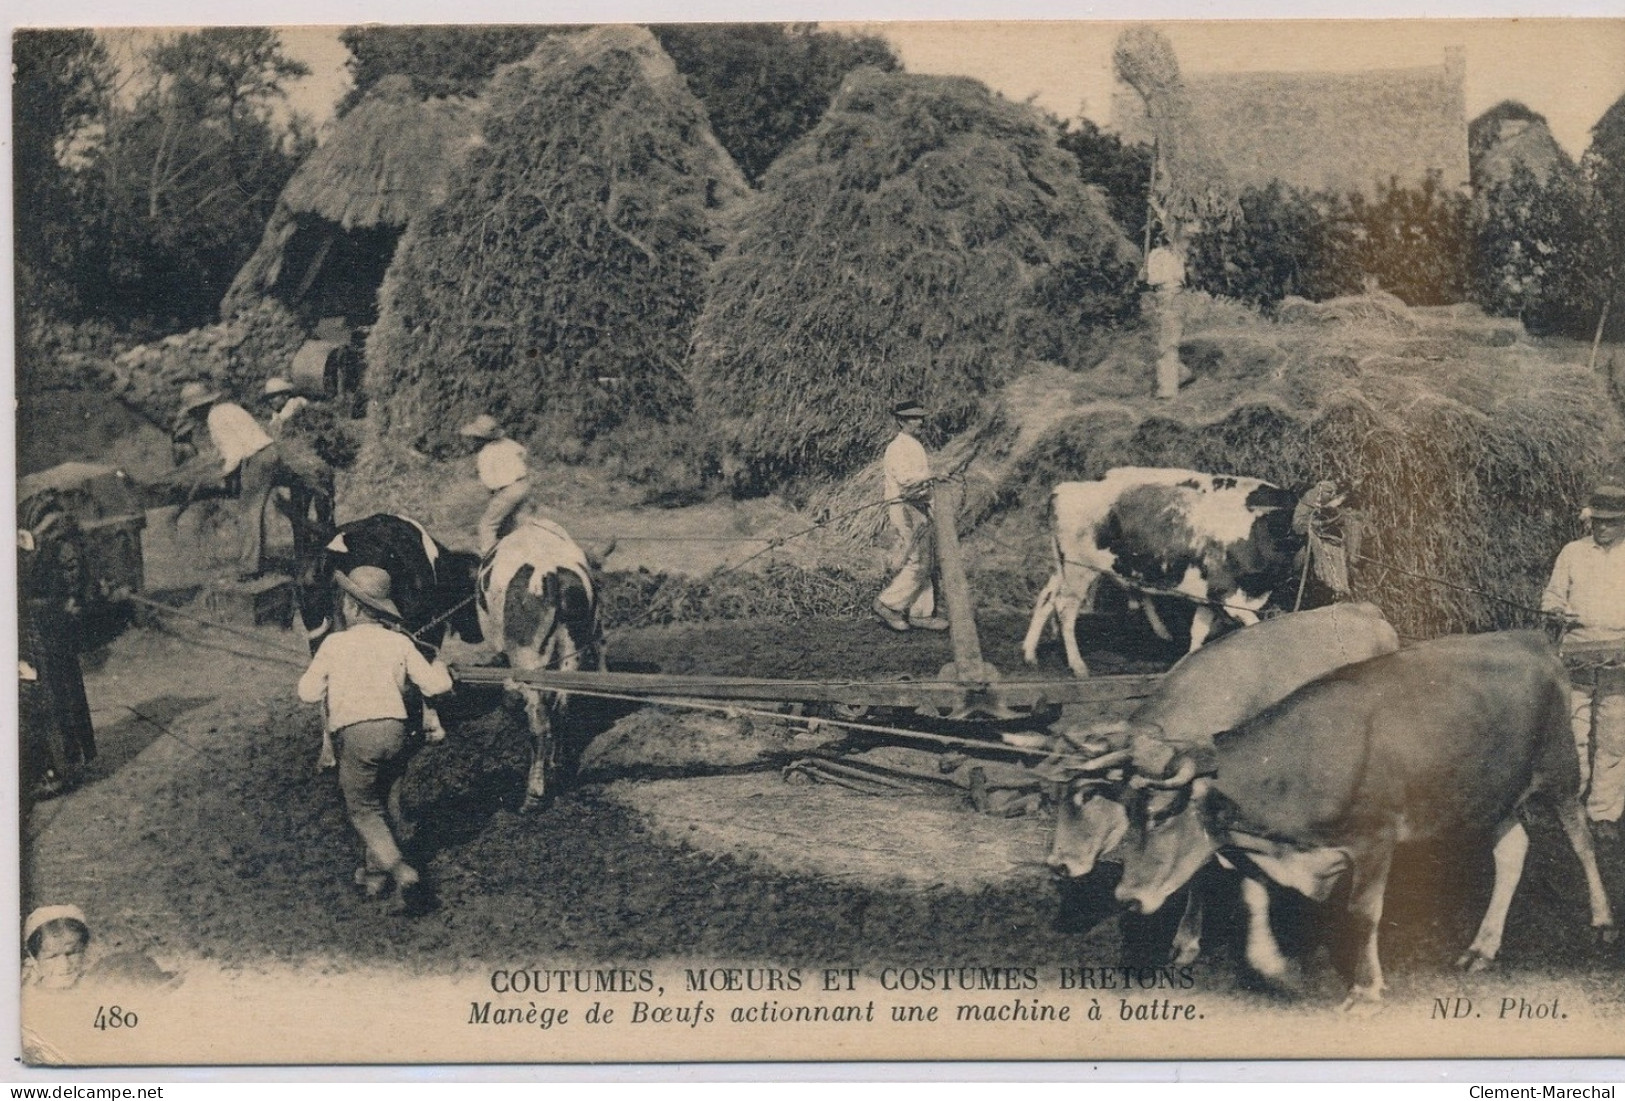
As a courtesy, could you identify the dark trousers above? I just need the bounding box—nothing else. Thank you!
[334,718,421,874]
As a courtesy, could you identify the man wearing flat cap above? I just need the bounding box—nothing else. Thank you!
[1544,483,1625,842]
[873,400,948,633]
[460,414,532,555]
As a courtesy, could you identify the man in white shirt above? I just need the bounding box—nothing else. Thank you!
[177,382,279,581]
[460,414,533,554]
[1543,483,1625,840]
[298,566,454,904]
[873,401,948,633]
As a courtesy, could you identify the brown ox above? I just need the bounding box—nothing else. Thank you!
[1110,631,1616,1010]
[1045,602,1399,979]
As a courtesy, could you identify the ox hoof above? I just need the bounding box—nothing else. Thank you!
[1455,950,1496,973]
[1168,941,1201,969]
[519,793,546,815]
[1337,993,1384,1017]
[1594,925,1619,948]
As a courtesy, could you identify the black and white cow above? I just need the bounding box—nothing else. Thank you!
[477,518,605,812]
[296,513,483,767]
[1023,468,1306,677]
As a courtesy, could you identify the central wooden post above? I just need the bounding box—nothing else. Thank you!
[931,480,984,678]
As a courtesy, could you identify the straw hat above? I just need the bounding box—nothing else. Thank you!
[335,566,402,621]
[263,377,296,398]
[892,400,926,419]
[458,414,504,441]
[178,382,220,414]
[1589,485,1625,520]
[24,905,88,947]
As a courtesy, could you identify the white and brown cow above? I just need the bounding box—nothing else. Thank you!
[1023,468,1306,677]
[477,518,606,812]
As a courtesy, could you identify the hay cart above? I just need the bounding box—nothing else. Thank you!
[451,483,1165,800]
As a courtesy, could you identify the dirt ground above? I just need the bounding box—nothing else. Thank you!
[23,602,1625,1017]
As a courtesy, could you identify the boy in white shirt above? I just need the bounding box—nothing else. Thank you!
[460,415,533,554]
[298,566,454,903]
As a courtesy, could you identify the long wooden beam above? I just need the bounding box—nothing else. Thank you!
[448,665,1162,709]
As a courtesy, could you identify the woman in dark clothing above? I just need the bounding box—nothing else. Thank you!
[18,493,95,802]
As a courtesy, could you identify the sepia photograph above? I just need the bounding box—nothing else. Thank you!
[11,13,1625,1067]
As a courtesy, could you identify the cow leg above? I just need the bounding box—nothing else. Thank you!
[1552,796,1618,943]
[318,727,336,772]
[1057,576,1100,678]
[1188,606,1217,652]
[1169,886,1203,967]
[1225,590,1270,629]
[1240,876,1294,986]
[1340,846,1394,1011]
[1141,598,1174,642]
[520,686,553,814]
[1457,818,1529,970]
[1022,574,1061,667]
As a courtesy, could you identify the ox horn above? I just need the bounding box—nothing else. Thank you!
[1068,747,1134,773]
[1128,754,1200,790]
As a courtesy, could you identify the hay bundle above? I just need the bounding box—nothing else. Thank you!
[1113,26,1237,232]
[687,69,1140,491]
[365,26,749,457]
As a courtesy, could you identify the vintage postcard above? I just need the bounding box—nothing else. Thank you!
[12,16,1625,1067]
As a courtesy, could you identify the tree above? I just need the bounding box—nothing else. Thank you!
[336,26,554,112]
[76,28,312,328]
[650,24,900,183]
[1473,162,1590,335]
[12,29,113,317]
[1346,172,1472,306]
[1187,182,1350,310]
[1056,118,1152,242]
[1579,94,1625,361]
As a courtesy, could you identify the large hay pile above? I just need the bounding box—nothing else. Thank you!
[991,298,1623,638]
[687,69,1140,492]
[365,26,748,459]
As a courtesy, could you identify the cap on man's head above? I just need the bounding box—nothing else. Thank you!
[458,414,504,441]
[892,401,927,419]
[178,381,220,414]
[263,377,295,398]
[1590,485,1625,520]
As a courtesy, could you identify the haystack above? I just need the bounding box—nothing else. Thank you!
[687,68,1141,492]
[220,75,485,325]
[365,26,749,457]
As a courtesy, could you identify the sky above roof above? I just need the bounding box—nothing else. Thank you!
[48,11,1625,162]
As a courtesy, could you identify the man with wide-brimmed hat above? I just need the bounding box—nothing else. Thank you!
[260,376,335,554]
[459,414,532,555]
[873,400,949,633]
[298,565,454,907]
[175,381,298,581]
[1544,482,1625,842]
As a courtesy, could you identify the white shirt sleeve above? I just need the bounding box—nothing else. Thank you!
[207,403,274,475]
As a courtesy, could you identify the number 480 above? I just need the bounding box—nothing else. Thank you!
[94,1006,137,1030]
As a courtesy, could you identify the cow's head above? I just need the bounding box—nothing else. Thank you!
[294,548,336,656]
[1041,721,1154,880]
[1112,739,1218,917]
[440,549,485,644]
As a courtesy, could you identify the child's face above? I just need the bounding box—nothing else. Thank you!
[31,923,89,989]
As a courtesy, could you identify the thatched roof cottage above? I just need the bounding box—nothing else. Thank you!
[1114,50,1470,196]
[220,75,485,328]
